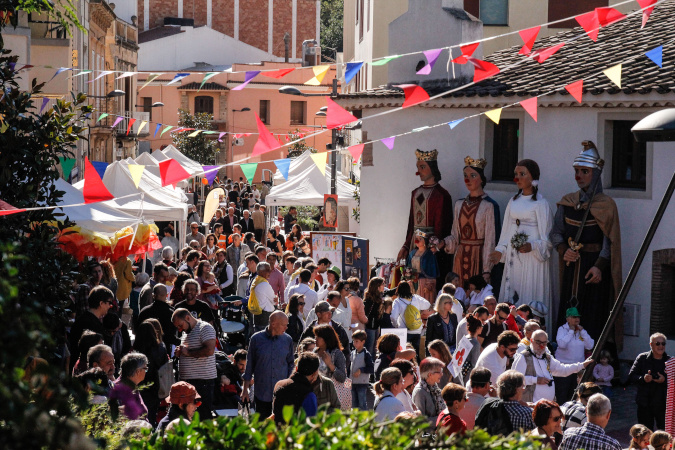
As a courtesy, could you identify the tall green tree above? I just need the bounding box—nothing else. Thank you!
[172,109,219,164]
[320,0,344,61]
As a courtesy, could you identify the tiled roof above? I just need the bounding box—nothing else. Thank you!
[178,82,229,90]
[340,2,675,102]
[138,26,183,44]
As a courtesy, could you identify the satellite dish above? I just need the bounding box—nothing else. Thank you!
[233,138,245,146]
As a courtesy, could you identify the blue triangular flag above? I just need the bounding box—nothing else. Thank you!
[154,123,162,137]
[167,73,189,86]
[344,62,364,84]
[91,161,109,180]
[274,158,291,180]
[645,46,663,68]
[448,118,465,129]
[49,67,72,81]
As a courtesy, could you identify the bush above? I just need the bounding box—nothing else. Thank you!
[126,407,548,450]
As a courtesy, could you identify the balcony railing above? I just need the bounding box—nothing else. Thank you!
[115,112,150,137]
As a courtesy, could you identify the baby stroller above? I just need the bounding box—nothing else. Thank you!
[218,295,248,353]
[213,351,244,409]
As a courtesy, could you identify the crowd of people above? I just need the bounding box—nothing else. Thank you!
[55,168,672,449]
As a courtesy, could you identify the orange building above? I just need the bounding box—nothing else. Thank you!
[137,61,336,181]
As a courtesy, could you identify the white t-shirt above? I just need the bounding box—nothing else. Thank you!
[474,343,507,384]
[391,295,431,334]
[253,279,276,312]
[512,347,585,403]
[469,285,494,306]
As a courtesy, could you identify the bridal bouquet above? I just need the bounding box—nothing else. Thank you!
[511,231,529,250]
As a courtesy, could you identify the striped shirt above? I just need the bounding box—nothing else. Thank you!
[178,320,217,380]
[561,400,587,430]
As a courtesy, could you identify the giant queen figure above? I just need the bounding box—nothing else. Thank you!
[551,141,623,348]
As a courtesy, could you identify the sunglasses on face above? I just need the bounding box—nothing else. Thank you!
[653,341,666,346]
[298,302,305,306]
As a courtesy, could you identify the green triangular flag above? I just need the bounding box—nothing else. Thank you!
[240,163,258,183]
[58,157,76,179]
[97,113,109,123]
[371,55,401,66]
[160,125,174,137]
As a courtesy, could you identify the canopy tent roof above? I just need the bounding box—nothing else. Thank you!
[157,145,206,177]
[55,178,140,234]
[266,155,357,207]
[73,160,188,222]
[135,152,162,179]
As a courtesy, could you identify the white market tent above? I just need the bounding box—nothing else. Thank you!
[54,178,140,234]
[272,151,313,185]
[158,145,205,177]
[134,152,163,179]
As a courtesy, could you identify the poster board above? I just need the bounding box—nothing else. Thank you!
[342,236,370,290]
[310,232,356,271]
[380,328,407,351]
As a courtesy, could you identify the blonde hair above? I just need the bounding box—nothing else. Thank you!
[374,367,402,396]
[434,293,454,315]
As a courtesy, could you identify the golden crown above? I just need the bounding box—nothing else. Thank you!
[415,149,438,161]
[464,156,488,169]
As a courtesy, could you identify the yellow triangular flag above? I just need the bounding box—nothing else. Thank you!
[188,130,202,137]
[137,121,148,134]
[310,152,328,176]
[128,164,145,188]
[485,108,502,124]
[305,65,330,86]
[603,64,622,89]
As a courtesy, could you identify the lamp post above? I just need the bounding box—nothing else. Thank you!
[279,78,339,195]
[87,89,126,161]
[579,109,675,383]
[230,107,251,179]
[314,110,326,149]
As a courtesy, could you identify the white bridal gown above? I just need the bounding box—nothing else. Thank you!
[495,193,553,310]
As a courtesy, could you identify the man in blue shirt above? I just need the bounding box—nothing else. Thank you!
[242,311,294,420]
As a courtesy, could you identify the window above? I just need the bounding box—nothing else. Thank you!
[548,0,608,28]
[290,101,306,125]
[480,0,509,26]
[611,120,646,189]
[195,96,214,114]
[491,118,519,181]
[259,100,270,124]
[358,0,364,42]
[141,97,153,121]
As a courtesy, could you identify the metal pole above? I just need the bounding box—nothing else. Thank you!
[330,78,337,195]
[580,169,675,382]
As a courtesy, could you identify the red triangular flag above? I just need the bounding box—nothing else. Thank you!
[518,26,541,55]
[0,199,26,216]
[575,11,600,42]
[260,68,295,79]
[158,159,191,188]
[252,113,281,156]
[637,0,657,28]
[452,42,480,64]
[396,84,430,108]
[531,43,565,63]
[469,58,500,83]
[595,7,625,26]
[565,80,584,103]
[348,144,365,161]
[83,157,114,204]
[520,97,538,122]
[125,118,137,136]
[326,97,358,129]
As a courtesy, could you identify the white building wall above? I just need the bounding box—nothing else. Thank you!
[356,101,675,360]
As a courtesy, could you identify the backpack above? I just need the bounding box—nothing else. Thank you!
[401,299,422,330]
[474,397,513,435]
[247,275,265,315]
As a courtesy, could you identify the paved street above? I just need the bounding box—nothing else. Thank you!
[604,383,638,448]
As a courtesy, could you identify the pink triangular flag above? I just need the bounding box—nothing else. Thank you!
[395,84,430,108]
[452,43,480,64]
[125,118,136,136]
[348,144,364,161]
[417,49,443,75]
[381,136,396,150]
[326,97,358,129]
[469,58,500,83]
[575,11,600,42]
[251,113,281,156]
[0,199,26,216]
[531,43,565,63]
[518,26,541,55]
[111,116,124,128]
[232,71,260,91]
[565,80,584,103]
[158,159,191,188]
[637,0,657,28]
[83,157,114,204]
[520,97,538,122]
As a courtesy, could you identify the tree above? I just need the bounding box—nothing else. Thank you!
[286,128,317,158]
[172,109,219,164]
[320,0,343,61]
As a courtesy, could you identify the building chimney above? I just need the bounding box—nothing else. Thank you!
[284,32,290,62]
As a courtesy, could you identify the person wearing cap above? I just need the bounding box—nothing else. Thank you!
[156,381,202,434]
[301,300,350,364]
[317,265,341,303]
[555,307,595,404]
[512,329,593,403]
[551,141,622,347]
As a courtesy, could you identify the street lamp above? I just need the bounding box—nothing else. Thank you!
[87,90,126,160]
[313,110,326,148]
[230,107,251,177]
[580,109,675,384]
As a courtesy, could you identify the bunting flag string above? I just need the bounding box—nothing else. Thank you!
[520,97,538,122]
[344,62,364,84]
[128,164,145,188]
[348,144,365,162]
[645,46,663,67]
[83,157,114,204]
[116,71,137,80]
[469,58,500,83]
[637,0,658,27]
[530,43,565,63]
[485,108,503,125]
[240,163,258,183]
[158,159,191,188]
[310,152,328,176]
[167,73,189,86]
[448,118,465,130]
[274,159,291,180]
[397,84,430,108]
[603,64,623,88]
[89,70,114,83]
[111,117,124,128]
[125,118,137,136]
[72,70,92,78]
[39,97,50,114]
[58,157,76,179]
[140,73,162,90]
[518,26,541,55]
[251,112,281,156]
[199,72,219,91]
[231,71,261,91]
[381,136,396,150]
[452,43,480,64]
[565,80,584,103]
[154,123,162,137]
[202,165,220,185]
[417,49,443,75]
[305,65,330,85]
[260,68,295,78]
[326,97,358,129]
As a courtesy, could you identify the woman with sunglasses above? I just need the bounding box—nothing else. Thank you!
[286,293,306,348]
[390,359,419,414]
[437,383,468,437]
[531,400,564,450]
[157,381,202,434]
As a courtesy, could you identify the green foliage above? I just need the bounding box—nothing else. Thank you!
[350,178,360,223]
[126,407,548,450]
[280,205,320,231]
[0,44,93,447]
[0,0,83,46]
[78,402,132,449]
[172,109,219,164]
[286,128,317,158]
[320,0,344,61]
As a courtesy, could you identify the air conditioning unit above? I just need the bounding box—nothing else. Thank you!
[623,303,640,337]
[233,138,244,146]
[302,39,320,67]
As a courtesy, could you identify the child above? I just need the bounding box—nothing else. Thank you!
[378,299,394,329]
[350,330,374,410]
[629,424,652,450]
[651,431,673,450]
[437,383,467,436]
[593,350,614,397]
[406,230,439,303]
[202,271,224,309]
